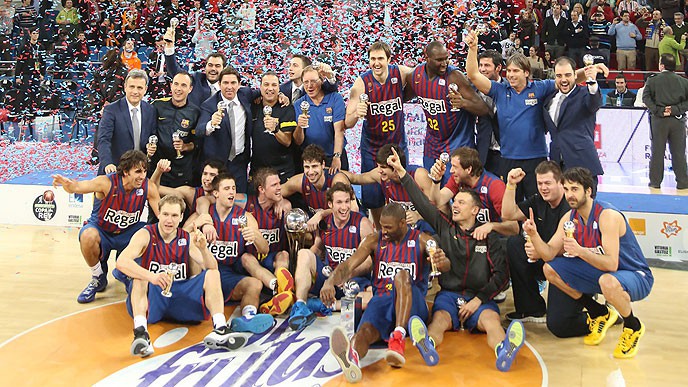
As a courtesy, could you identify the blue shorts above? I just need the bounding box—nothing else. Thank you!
[126,271,209,324]
[79,221,145,263]
[358,285,428,339]
[423,155,451,186]
[432,290,500,333]
[234,251,279,274]
[547,257,653,302]
[311,256,371,298]
[219,264,248,304]
[360,149,385,210]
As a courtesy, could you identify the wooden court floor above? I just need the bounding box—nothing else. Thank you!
[0,224,685,386]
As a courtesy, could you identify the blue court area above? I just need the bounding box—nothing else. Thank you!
[597,192,688,215]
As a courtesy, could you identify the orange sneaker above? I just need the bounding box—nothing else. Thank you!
[275,268,295,293]
[259,290,295,316]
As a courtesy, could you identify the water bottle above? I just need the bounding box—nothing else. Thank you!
[340,281,360,338]
[616,96,622,107]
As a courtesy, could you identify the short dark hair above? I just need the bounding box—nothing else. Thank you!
[219,66,241,84]
[117,150,148,176]
[425,40,445,56]
[660,54,677,71]
[202,159,227,174]
[478,50,504,68]
[211,173,236,192]
[563,167,595,193]
[302,144,326,164]
[368,41,392,60]
[206,52,227,67]
[451,147,483,177]
[380,202,406,221]
[293,54,312,68]
[534,160,563,182]
[615,73,627,81]
[326,182,355,203]
[261,70,279,82]
[554,56,576,71]
[253,167,279,192]
[620,10,629,16]
[455,187,482,208]
[376,144,405,167]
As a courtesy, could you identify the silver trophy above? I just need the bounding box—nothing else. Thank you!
[172,131,183,159]
[448,83,460,111]
[147,135,158,162]
[428,151,450,183]
[563,220,576,257]
[312,60,321,71]
[237,214,251,245]
[164,17,180,43]
[263,105,272,117]
[214,101,227,130]
[523,229,536,263]
[583,54,595,85]
[456,297,466,330]
[426,239,441,278]
[160,262,179,297]
[285,208,309,274]
[300,100,310,128]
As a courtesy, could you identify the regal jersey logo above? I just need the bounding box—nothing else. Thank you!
[103,208,141,228]
[369,97,403,117]
[325,246,355,263]
[417,96,447,115]
[261,229,280,245]
[378,261,417,280]
[148,261,187,280]
[209,241,239,260]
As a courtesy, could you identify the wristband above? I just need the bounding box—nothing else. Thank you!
[333,152,341,158]
[506,183,516,190]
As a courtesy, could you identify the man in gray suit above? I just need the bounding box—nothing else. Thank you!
[643,54,688,189]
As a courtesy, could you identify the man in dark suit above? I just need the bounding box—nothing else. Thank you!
[543,57,604,193]
[541,3,568,59]
[279,54,339,103]
[196,67,253,193]
[97,69,157,175]
[475,50,505,178]
[643,53,688,189]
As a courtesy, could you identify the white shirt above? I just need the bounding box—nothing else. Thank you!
[548,83,599,122]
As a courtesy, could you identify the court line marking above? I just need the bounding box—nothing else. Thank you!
[525,340,548,387]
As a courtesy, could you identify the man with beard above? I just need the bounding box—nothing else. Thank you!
[407,41,489,184]
[51,150,161,304]
[524,167,653,359]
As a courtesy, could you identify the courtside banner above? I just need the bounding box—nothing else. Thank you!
[0,184,93,227]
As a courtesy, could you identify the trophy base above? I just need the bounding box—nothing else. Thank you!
[161,291,173,298]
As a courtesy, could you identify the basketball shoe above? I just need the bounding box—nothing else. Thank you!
[77,273,108,303]
[330,326,362,383]
[385,330,406,368]
[130,326,154,357]
[408,315,438,366]
[613,322,645,358]
[584,307,619,345]
[496,320,525,372]
[204,325,247,351]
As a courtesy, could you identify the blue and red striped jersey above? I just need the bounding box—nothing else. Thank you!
[89,174,148,234]
[410,64,476,158]
[446,171,505,222]
[245,195,285,253]
[140,224,190,281]
[360,65,406,151]
[302,171,334,215]
[381,169,416,211]
[320,211,365,269]
[190,186,206,213]
[208,204,247,266]
[372,228,427,296]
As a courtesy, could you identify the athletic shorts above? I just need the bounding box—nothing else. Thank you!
[219,264,249,304]
[358,285,428,339]
[432,290,500,333]
[79,221,145,263]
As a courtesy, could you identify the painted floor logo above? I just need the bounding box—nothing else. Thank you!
[96,315,384,387]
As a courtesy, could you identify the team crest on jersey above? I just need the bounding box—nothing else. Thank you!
[475,245,487,253]
[177,238,187,246]
[438,79,446,86]
[528,93,535,98]
[480,186,488,194]
[326,107,332,114]
[180,119,190,128]
[407,240,416,248]
[349,225,357,233]
[593,221,598,230]
[136,188,144,196]
[391,77,398,84]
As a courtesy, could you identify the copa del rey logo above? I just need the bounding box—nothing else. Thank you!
[96,315,384,387]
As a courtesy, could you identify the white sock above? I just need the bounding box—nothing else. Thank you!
[91,261,103,277]
[134,315,147,330]
[394,326,407,338]
[269,278,277,292]
[242,305,257,319]
[212,313,227,329]
[296,299,306,305]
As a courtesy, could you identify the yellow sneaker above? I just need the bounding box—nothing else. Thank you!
[584,307,619,346]
[275,267,295,293]
[613,322,645,359]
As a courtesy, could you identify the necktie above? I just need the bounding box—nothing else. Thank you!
[131,107,141,150]
[228,101,237,161]
[292,87,301,102]
[553,94,566,125]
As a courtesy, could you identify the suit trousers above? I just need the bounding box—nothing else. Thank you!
[507,235,590,338]
[645,47,659,71]
[649,115,688,188]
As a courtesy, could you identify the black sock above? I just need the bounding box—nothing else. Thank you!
[577,295,608,318]
[623,311,641,331]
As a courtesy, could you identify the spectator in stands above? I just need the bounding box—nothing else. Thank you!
[501,32,517,57]
[671,12,688,65]
[637,9,666,71]
[506,38,525,56]
[609,11,642,70]
[659,26,686,66]
[542,3,568,59]
[101,18,120,48]
[518,10,538,50]
[616,0,640,17]
[521,0,544,47]
[566,9,590,66]
[68,30,90,77]
[15,27,44,115]
[658,0,680,25]
[543,50,555,78]
[589,11,612,53]
[528,46,546,79]
[121,1,140,40]
[191,18,218,63]
[56,0,80,40]
[586,36,610,86]
[121,38,142,71]
[93,48,127,108]
[80,0,102,43]
[147,36,169,100]
[606,74,637,107]
[588,0,614,22]
[14,0,37,40]
[571,3,585,23]
[0,0,13,76]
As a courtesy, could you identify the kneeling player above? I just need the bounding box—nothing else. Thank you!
[117,195,253,357]
[326,203,449,383]
[288,183,374,331]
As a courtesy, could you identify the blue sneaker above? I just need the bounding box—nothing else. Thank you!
[408,315,439,366]
[307,297,333,317]
[496,320,526,372]
[77,273,108,304]
[229,313,275,334]
[112,268,131,289]
[289,301,317,331]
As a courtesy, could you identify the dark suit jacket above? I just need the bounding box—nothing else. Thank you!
[280,78,339,103]
[476,77,508,166]
[165,53,212,108]
[97,97,156,174]
[542,15,569,45]
[643,71,688,117]
[196,87,254,168]
[543,85,604,176]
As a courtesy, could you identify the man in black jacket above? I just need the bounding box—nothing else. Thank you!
[386,148,526,373]
[566,9,589,67]
[542,3,568,59]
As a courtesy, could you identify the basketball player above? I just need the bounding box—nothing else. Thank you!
[345,41,413,228]
[524,167,654,358]
[407,40,489,184]
[288,183,374,331]
[327,203,449,383]
[51,150,161,304]
[117,195,271,357]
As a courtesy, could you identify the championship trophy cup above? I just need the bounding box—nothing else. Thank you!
[147,135,158,162]
[312,60,321,71]
[341,280,360,338]
[448,83,461,111]
[172,131,183,159]
[263,105,273,133]
[299,101,310,128]
[426,239,442,278]
[237,214,252,245]
[563,220,576,257]
[523,230,537,263]
[583,54,596,85]
[161,262,179,297]
[214,101,227,130]
[428,151,450,183]
[164,17,179,43]
[285,208,309,274]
